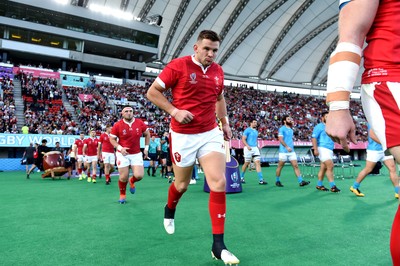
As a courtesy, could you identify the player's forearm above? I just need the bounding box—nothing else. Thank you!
[326,1,378,107]
[279,139,288,149]
[241,138,249,148]
[144,134,150,146]
[147,86,176,116]
[311,138,318,151]
[109,138,119,149]
[216,97,228,125]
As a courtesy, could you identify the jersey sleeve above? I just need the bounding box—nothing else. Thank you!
[141,120,148,134]
[243,128,249,138]
[311,125,320,139]
[278,127,284,137]
[218,66,225,96]
[110,123,119,137]
[157,59,180,89]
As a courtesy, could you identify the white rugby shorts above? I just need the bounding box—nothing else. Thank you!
[279,152,297,162]
[77,154,85,162]
[85,155,98,163]
[318,147,333,162]
[102,152,115,164]
[116,152,143,168]
[170,127,225,167]
[366,150,393,163]
[243,146,261,162]
[361,82,400,150]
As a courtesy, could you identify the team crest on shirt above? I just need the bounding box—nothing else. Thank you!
[214,76,220,86]
[189,73,197,84]
[122,129,127,135]
[174,152,181,162]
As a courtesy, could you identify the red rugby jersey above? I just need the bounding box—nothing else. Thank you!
[99,133,114,153]
[74,138,85,155]
[156,55,224,134]
[110,118,147,154]
[362,0,400,83]
[84,137,99,156]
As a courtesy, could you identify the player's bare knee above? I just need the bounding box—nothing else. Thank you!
[175,184,188,193]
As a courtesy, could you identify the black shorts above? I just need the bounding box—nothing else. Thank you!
[64,160,73,168]
[148,153,158,161]
[160,151,168,159]
[26,158,34,165]
[166,150,172,167]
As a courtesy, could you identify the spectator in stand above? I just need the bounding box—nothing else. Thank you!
[21,125,29,134]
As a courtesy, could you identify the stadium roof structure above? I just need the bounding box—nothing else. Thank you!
[73,0,360,88]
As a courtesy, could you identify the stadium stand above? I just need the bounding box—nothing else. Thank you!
[1,70,369,143]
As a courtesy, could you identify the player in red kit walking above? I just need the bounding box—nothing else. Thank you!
[99,125,115,185]
[82,129,100,183]
[74,132,86,180]
[147,30,239,265]
[110,106,150,204]
[325,1,400,264]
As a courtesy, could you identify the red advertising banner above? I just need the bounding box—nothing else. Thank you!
[79,94,94,102]
[13,66,60,79]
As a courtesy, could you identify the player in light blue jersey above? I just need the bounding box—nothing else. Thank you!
[312,112,340,193]
[240,119,267,185]
[350,126,399,198]
[275,115,310,187]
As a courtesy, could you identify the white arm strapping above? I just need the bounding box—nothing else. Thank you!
[327,42,362,94]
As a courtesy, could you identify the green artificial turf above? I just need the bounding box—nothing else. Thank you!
[0,162,397,266]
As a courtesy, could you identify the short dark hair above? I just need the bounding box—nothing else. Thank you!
[121,105,133,112]
[197,30,221,43]
[281,115,289,125]
[42,139,47,144]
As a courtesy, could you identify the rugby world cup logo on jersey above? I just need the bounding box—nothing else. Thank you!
[189,73,197,84]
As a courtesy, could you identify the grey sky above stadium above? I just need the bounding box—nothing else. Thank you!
[78,0,347,87]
